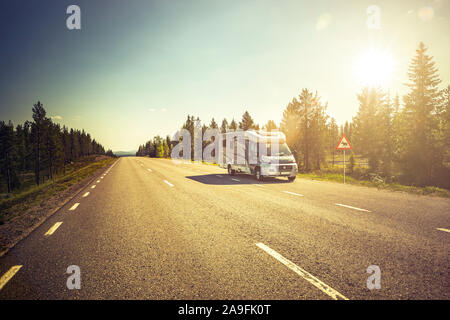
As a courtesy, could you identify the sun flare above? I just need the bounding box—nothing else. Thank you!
[355,49,395,87]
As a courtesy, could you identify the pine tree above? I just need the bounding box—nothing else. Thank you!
[0,121,20,192]
[61,126,70,174]
[440,86,450,166]
[15,124,27,172]
[229,119,237,131]
[280,89,328,171]
[220,118,229,133]
[378,93,394,177]
[31,101,47,185]
[263,120,277,131]
[280,98,301,157]
[353,87,386,172]
[400,42,442,185]
[328,118,339,166]
[238,111,257,130]
[209,118,218,129]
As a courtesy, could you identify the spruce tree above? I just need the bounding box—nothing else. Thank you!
[400,42,441,185]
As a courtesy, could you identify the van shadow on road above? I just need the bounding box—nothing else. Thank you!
[186,174,292,185]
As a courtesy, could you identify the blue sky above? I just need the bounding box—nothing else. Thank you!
[0,0,449,151]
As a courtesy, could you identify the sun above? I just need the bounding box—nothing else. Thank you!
[355,49,395,87]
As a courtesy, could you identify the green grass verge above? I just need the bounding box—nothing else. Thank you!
[299,172,450,198]
[0,157,116,224]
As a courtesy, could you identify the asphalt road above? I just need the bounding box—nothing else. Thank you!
[0,157,448,299]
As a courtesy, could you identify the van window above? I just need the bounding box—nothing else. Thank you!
[266,143,292,156]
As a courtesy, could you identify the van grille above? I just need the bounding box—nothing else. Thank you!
[277,165,293,171]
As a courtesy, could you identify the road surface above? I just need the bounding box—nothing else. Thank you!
[0,157,448,299]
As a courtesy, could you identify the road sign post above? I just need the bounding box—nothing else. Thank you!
[336,134,352,184]
[344,150,346,184]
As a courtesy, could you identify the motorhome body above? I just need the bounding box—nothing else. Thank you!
[219,130,298,181]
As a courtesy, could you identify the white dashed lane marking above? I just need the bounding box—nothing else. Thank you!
[82,192,90,198]
[69,203,80,211]
[91,185,96,189]
[164,180,174,187]
[0,265,22,291]
[436,228,450,233]
[335,203,370,212]
[44,222,63,236]
[283,191,303,197]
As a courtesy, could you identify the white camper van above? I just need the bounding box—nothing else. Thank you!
[219,130,298,182]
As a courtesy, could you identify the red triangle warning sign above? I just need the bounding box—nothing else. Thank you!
[336,134,352,150]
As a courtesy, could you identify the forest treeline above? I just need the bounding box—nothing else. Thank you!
[137,42,449,189]
[0,101,114,193]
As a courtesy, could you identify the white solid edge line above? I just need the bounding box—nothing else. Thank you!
[0,265,23,291]
[82,192,90,198]
[69,203,80,211]
[44,222,63,236]
[164,180,174,187]
[436,228,450,233]
[283,191,303,196]
[256,243,348,300]
[335,203,370,212]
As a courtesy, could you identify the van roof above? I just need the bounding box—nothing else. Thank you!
[221,130,286,142]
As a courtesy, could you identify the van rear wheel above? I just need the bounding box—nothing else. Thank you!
[288,176,296,182]
[255,167,264,181]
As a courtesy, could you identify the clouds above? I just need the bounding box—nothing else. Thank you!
[149,108,167,112]
[316,13,332,31]
[407,6,436,22]
[51,115,63,121]
[418,7,434,22]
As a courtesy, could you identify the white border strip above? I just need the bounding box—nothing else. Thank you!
[256,242,348,300]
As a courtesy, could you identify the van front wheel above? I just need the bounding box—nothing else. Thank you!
[255,167,264,181]
[228,165,235,176]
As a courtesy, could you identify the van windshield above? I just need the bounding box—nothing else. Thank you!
[266,143,292,156]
